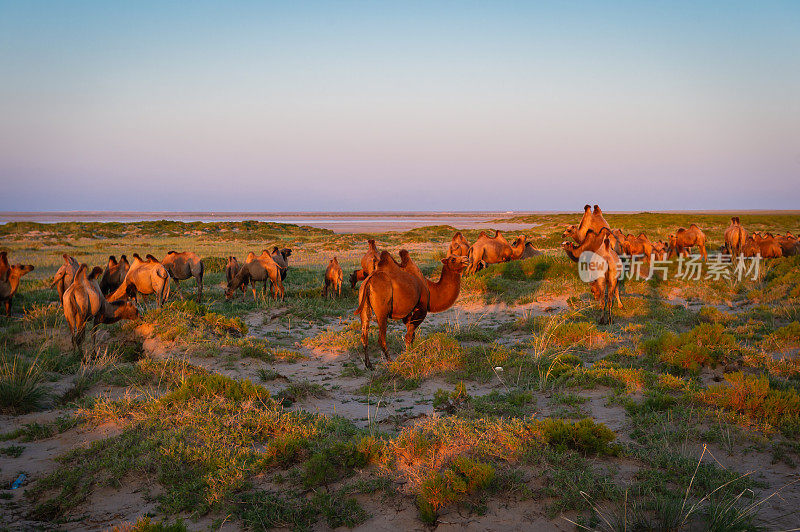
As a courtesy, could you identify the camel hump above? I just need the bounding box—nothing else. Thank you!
[584,204,591,212]
[108,255,117,266]
[603,237,611,250]
[0,251,7,267]
[689,224,700,230]
[62,253,71,264]
[120,254,128,263]
[272,246,279,253]
[146,254,158,263]
[453,231,462,239]
[593,204,601,214]
[167,250,177,255]
[89,266,104,280]
[75,263,88,281]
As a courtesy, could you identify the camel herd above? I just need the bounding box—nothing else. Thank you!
[1,208,799,367]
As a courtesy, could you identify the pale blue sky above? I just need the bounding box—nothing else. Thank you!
[1,1,798,211]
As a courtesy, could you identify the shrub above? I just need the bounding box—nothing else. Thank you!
[538,418,618,456]
[415,457,495,524]
[0,356,48,413]
[703,372,800,430]
[643,323,739,373]
[161,373,270,404]
[389,333,464,379]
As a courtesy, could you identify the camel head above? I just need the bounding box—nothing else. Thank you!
[279,248,292,260]
[562,225,578,240]
[6,263,34,284]
[109,300,140,322]
[441,255,469,274]
[349,270,359,289]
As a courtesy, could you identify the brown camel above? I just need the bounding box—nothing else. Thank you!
[271,247,292,281]
[62,264,139,350]
[775,233,799,256]
[723,217,747,257]
[589,237,622,325]
[399,249,469,312]
[622,233,654,260]
[511,237,543,259]
[741,235,782,258]
[448,232,470,257]
[99,255,130,295]
[52,254,80,301]
[350,239,381,289]
[0,251,34,316]
[162,251,204,303]
[322,257,343,298]
[466,230,526,274]
[651,240,669,261]
[668,225,708,261]
[225,256,246,293]
[561,229,624,310]
[225,250,284,301]
[356,250,468,368]
[563,204,611,243]
[107,254,171,308]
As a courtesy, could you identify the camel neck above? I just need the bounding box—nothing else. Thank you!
[427,267,462,313]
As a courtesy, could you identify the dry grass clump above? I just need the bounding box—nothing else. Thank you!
[389,333,464,379]
[643,323,742,374]
[585,360,647,393]
[0,355,48,413]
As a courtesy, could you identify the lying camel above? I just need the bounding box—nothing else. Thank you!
[723,217,747,257]
[466,230,527,274]
[775,233,799,257]
[323,257,343,298]
[511,236,542,259]
[107,254,171,308]
[563,204,611,243]
[271,247,292,281]
[162,251,204,303]
[668,225,708,261]
[226,256,245,293]
[448,232,470,257]
[62,264,139,350]
[99,255,129,295]
[356,250,467,368]
[562,229,624,309]
[622,233,654,260]
[225,250,284,301]
[350,239,381,289]
[0,251,34,316]
[741,235,782,258]
[52,254,80,301]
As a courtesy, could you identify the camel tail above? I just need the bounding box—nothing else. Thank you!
[355,280,370,316]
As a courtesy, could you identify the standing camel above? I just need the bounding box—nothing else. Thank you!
[356,251,468,368]
[225,250,284,301]
[668,225,708,261]
[52,254,80,301]
[271,247,292,281]
[563,204,611,243]
[162,251,204,303]
[0,251,34,316]
[107,254,171,308]
[62,264,139,351]
[350,239,381,289]
[724,217,747,257]
[99,255,130,295]
[323,257,343,298]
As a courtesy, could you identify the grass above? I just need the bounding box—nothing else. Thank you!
[0,355,48,413]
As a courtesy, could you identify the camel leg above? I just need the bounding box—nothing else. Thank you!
[3,300,9,316]
[700,244,707,262]
[404,307,427,350]
[360,303,373,369]
[174,278,184,300]
[91,318,99,355]
[196,275,203,304]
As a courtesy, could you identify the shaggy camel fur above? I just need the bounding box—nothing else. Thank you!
[741,235,782,258]
[52,254,80,301]
[448,232,470,257]
[668,225,708,261]
[323,257,343,298]
[0,252,34,316]
[107,254,171,308]
[356,250,467,368]
[350,239,381,289]
[775,233,799,256]
[162,251,204,303]
[724,217,747,257]
[563,204,611,243]
[225,251,284,301]
[622,233,654,260]
[62,264,139,350]
[99,255,129,295]
[561,229,624,310]
[271,247,292,281]
[466,230,527,274]
[226,256,245,293]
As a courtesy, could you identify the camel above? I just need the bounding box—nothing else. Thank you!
[448,232,470,257]
[162,251,204,303]
[466,230,525,274]
[0,252,34,316]
[589,236,622,325]
[741,235,782,258]
[356,250,468,368]
[775,233,799,257]
[350,239,381,289]
[562,229,624,310]
[511,237,542,259]
[225,256,246,293]
[668,225,708,261]
[225,250,284,301]
[723,217,747,257]
[399,249,469,312]
[107,254,171,308]
[622,233,654,261]
[563,204,611,243]
[652,240,669,261]
[52,254,80,300]
[271,247,292,281]
[62,264,139,351]
[99,255,130,295]
[322,257,343,298]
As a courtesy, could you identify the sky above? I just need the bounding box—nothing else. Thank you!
[1,1,799,212]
